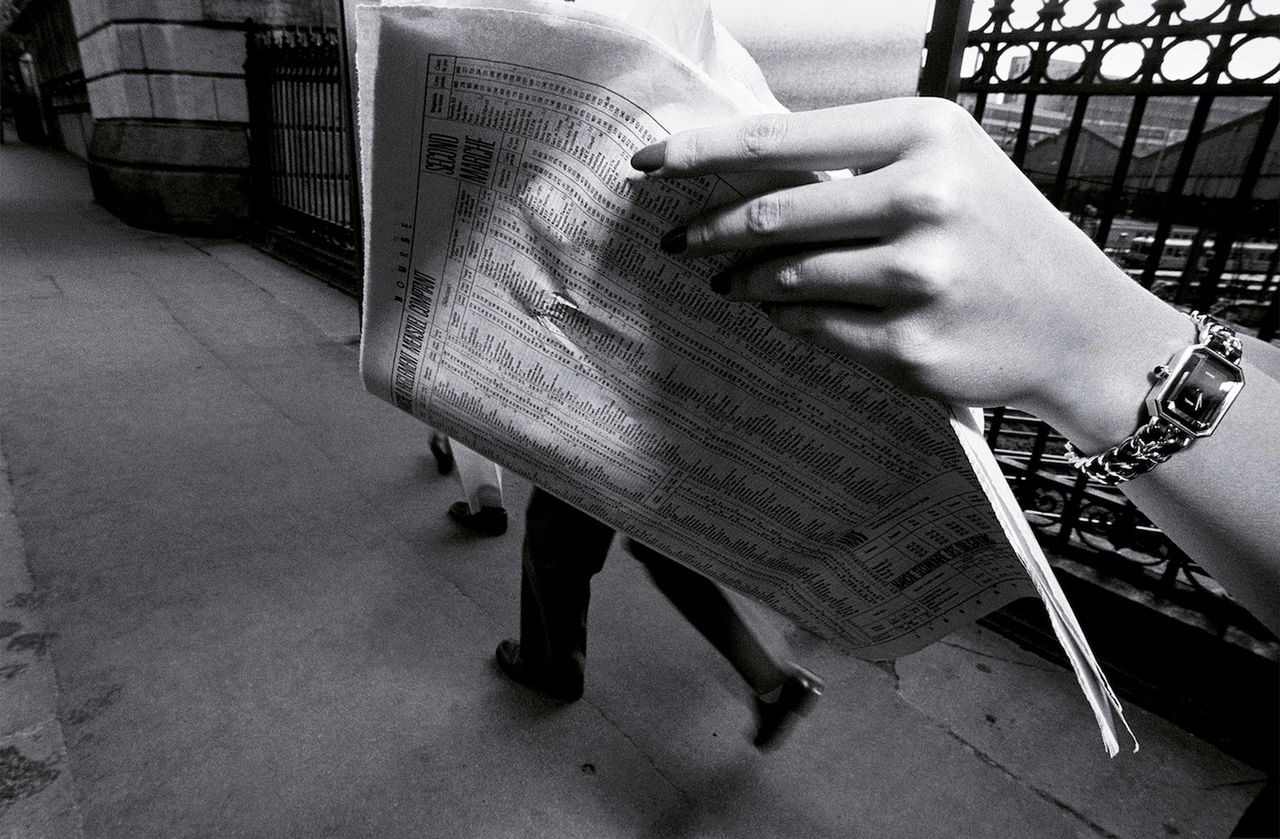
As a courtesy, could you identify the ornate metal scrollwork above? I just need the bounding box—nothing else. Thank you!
[986,411,1237,610]
[963,0,1278,94]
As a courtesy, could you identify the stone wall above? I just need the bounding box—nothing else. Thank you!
[69,0,336,233]
[5,0,94,157]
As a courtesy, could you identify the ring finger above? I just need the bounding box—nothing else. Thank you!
[715,242,924,310]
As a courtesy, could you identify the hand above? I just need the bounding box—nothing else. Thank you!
[632,98,1191,452]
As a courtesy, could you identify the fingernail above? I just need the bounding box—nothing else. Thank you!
[631,142,666,173]
[659,225,687,254]
[709,270,731,295]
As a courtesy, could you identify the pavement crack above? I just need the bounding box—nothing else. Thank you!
[940,640,1062,672]
[935,721,1124,839]
[873,659,900,692]
[588,702,690,801]
[1201,776,1268,791]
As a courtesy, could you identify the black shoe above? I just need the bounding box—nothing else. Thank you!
[494,639,584,702]
[447,501,508,536]
[430,434,455,475]
[753,666,824,751]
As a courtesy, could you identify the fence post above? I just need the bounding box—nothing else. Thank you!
[984,407,1005,448]
[335,0,365,314]
[1055,473,1091,550]
[1259,287,1279,343]
[919,0,973,100]
[1016,423,1052,508]
[243,23,269,230]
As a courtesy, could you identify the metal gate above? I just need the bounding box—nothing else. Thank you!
[245,25,359,294]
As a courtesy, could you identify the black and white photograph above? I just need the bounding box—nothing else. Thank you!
[1,0,1276,836]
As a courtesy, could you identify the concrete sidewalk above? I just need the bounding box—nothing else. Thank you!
[0,142,1264,839]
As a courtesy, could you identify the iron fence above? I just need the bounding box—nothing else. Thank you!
[921,0,1280,642]
[924,0,1279,339]
[982,408,1271,632]
[245,26,358,292]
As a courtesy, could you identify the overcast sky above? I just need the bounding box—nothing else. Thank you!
[710,0,927,43]
[709,0,1278,90]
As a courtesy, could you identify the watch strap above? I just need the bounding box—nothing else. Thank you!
[1065,311,1239,486]
[1192,310,1242,363]
[1065,419,1192,485]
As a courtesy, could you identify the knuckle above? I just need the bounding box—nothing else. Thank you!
[738,114,788,159]
[666,130,702,169]
[886,249,949,298]
[772,261,804,296]
[914,97,971,140]
[894,176,958,224]
[744,193,789,239]
[881,319,939,378]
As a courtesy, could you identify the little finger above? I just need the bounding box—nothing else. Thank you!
[764,304,940,395]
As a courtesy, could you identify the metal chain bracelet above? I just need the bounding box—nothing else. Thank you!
[1065,420,1193,485]
[1064,311,1242,485]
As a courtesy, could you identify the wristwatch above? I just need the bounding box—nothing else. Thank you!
[1065,311,1245,485]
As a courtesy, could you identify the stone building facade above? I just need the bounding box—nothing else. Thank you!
[6,0,339,232]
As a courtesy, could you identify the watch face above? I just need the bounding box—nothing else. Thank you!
[1157,349,1244,435]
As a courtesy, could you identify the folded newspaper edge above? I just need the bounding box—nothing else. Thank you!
[355,0,1138,755]
[949,407,1136,756]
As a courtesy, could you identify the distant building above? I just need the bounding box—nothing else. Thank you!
[958,52,1276,234]
[1129,106,1280,203]
[1020,105,1279,235]
[1020,122,1121,192]
[964,55,1271,157]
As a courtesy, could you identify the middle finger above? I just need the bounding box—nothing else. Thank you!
[664,166,901,256]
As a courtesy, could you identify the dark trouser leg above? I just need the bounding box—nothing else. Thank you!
[518,488,615,683]
[628,540,787,696]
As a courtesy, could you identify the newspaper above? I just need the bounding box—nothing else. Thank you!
[355,0,1136,754]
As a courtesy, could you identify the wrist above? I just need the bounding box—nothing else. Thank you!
[1025,296,1194,455]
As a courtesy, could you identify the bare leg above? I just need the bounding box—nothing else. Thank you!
[628,541,786,695]
[627,540,823,750]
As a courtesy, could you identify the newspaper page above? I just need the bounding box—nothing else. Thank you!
[356,2,1135,753]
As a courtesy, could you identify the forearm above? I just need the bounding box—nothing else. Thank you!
[1123,367,1280,635]
[1034,304,1280,635]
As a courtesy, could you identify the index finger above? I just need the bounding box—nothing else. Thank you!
[631,98,963,178]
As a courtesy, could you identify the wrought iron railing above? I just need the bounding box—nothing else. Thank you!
[924,0,1279,339]
[244,26,358,290]
[982,404,1277,767]
[982,408,1269,630]
[920,1,1279,644]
